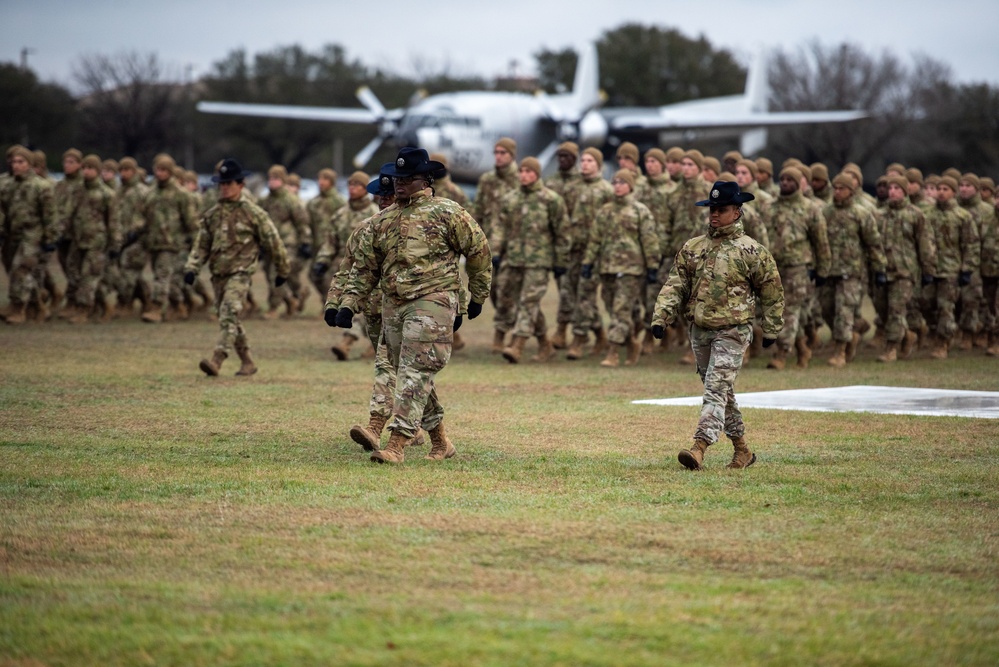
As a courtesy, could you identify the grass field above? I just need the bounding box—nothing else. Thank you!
[1,279,998,666]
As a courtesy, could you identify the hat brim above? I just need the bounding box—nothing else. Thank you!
[695,192,755,206]
[367,178,393,196]
[212,170,251,183]
[381,160,446,178]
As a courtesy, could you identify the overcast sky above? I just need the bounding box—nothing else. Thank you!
[3,0,998,91]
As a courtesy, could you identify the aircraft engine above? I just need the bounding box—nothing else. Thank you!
[578,110,608,147]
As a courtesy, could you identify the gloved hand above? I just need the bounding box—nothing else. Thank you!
[275,275,287,287]
[763,338,777,348]
[335,307,354,328]
[41,242,57,253]
[815,275,827,287]
[324,308,338,327]
[453,315,463,332]
[875,272,887,287]
[491,255,502,270]
[808,268,817,282]
[646,268,658,285]
[959,271,972,286]
[125,231,139,246]
[553,266,567,279]
[922,274,935,286]
[183,271,196,285]
[467,301,483,319]
[581,264,593,280]
[57,238,71,250]
[298,243,312,259]
[312,262,328,277]
[651,325,665,340]
[108,249,120,260]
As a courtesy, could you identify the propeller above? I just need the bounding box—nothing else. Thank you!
[351,86,406,168]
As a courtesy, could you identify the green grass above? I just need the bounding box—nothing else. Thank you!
[1,282,998,666]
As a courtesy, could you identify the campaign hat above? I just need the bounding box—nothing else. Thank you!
[212,158,251,183]
[695,181,755,207]
[383,147,445,178]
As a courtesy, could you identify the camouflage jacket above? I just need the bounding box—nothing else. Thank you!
[739,204,771,249]
[545,168,583,218]
[436,177,470,209]
[876,199,937,281]
[116,175,149,239]
[584,193,660,275]
[140,178,199,252]
[491,180,571,269]
[641,174,675,254]
[959,194,997,276]
[307,187,346,253]
[822,198,887,278]
[0,171,55,245]
[981,200,999,278]
[927,198,980,278]
[909,190,935,215]
[570,174,614,253]
[472,162,518,238]
[53,171,84,241]
[769,190,831,275]
[653,221,784,336]
[185,196,289,279]
[663,175,710,258]
[340,191,492,310]
[70,177,120,251]
[260,186,311,250]
[315,196,378,269]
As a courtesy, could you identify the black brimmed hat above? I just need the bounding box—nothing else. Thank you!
[367,164,395,197]
[212,158,251,183]
[382,147,445,178]
[696,181,755,207]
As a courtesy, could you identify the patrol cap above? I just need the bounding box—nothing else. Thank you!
[960,173,980,189]
[495,137,517,157]
[348,170,369,187]
[82,154,102,170]
[682,149,704,169]
[615,142,639,163]
[665,147,685,162]
[9,146,32,162]
[832,173,855,191]
[737,158,758,177]
[102,159,119,172]
[62,148,83,162]
[645,148,666,167]
[383,147,445,178]
[267,165,288,182]
[695,181,755,207]
[723,150,744,164]
[154,154,176,171]
[942,167,961,181]
[886,162,906,175]
[556,141,579,158]
[779,165,804,183]
[520,157,542,177]
[810,162,829,182]
[980,177,995,193]
[886,174,908,191]
[119,157,138,171]
[703,156,721,175]
[939,176,959,192]
[755,157,774,176]
[318,167,336,182]
[211,157,251,183]
[612,169,635,190]
[582,147,604,168]
[905,167,923,185]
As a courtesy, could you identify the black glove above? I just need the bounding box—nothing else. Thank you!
[125,231,139,246]
[41,242,57,253]
[651,325,665,340]
[298,243,312,259]
[491,255,502,270]
[815,275,827,288]
[183,271,196,285]
[453,315,463,332]
[646,268,658,285]
[312,262,328,277]
[581,264,593,280]
[467,301,483,320]
[57,238,71,250]
[808,268,817,282]
[875,272,887,287]
[324,308,338,327]
[335,307,354,328]
[763,338,777,349]
[553,266,567,279]
[109,249,120,261]
[275,275,287,287]
[959,271,972,286]
[922,274,935,286]
[935,276,947,284]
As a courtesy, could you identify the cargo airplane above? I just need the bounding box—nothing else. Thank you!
[197,44,867,183]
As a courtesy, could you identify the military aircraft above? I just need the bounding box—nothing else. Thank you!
[197,44,867,183]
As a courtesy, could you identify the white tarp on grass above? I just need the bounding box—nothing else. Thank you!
[633,385,999,419]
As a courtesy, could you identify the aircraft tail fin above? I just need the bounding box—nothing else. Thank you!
[744,49,769,114]
[570,42,601,112]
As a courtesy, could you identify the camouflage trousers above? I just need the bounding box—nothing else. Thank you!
[920,277,959,340]
[872,278,913,343]
[495,266,550,338]
[262,251,304,310]
[556,248,585,325]
[600,273,643,345]
[117,243,149,304]
[491,263,517,333]
[366,308,441,421]
[643,255,671,330]
[983,276,999,335]
[572,271,603,336]
[818,276,864,344]
[776,264,810,351]
[381,290,456,438]
[212,272,252,355]
[66,244,107,309]
[690,323,751,445]
[2,236,42,305]
[148,249,177,306]
[958,273,983,335]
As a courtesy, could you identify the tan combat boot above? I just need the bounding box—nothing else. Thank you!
[502,335,528,364]
[371,430,411,464]
[67,307,90,325]
[590,326,609,357]
[624,335,641,366]
[727,436,756,469]
[492,330,506,354]
[877,341,898,363]
[795,335,812,369]
[350,414,388,452]
[235,346,258,376]
[532,333,555,362]
[452,331,466,351]
[929,335,949,359]
[565,333,588,360]
[551,322,569,349]
[4,302,27,325]
[766,347,787,370]
[199,349,227,376]
[141,302,163,323]
[899,330,918,359]
[678,438,710,470]
[957,330,973,351]
[640,329,655,356]
[331,334,356,361]
[805,324,823,352]
[986,333,999,357]
[600,343,621,367]
[844,331,862,362]
[425,421,456,461]
[827,342,847,368]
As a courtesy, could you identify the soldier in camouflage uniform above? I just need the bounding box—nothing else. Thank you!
[545,142,584,349]
[63,155,120,324]
[615,142,649,201]
[136,155,199,323]
[565,148,614,360]
[767,165,831,369]
[956,173,994,349]
[474,138,518,337]
[334,148,491,464]
[259,165,311,319]
[0,146,55,325]
[821,173,887,366]
[114,157,151,317]
[185,159,289,377]
[873,174,937,362]
[810,163,833,204]
[985,192,999,355]
[639,148,677,354]
[492,157,571,364]
[316,171,378,360]
[52,149,85,311]
[702,156,720,185]
[921,176,980,359]
[306,168,346,300]
[652,181,784,470]
[755,157,780,198]
[429,153,469,209]
[583,169,660,367]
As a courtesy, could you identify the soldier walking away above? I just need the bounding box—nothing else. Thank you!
[184,159,289,377]
[652,182,784,470]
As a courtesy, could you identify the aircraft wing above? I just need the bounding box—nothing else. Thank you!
[196,101,380,124]
[607,109,868,132]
